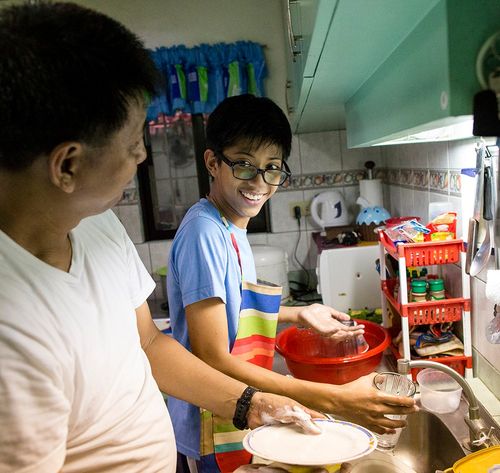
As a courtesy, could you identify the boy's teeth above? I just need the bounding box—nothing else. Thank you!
[241,191,263,201]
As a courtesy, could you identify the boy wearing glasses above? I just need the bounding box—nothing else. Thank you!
[167,94,417,473]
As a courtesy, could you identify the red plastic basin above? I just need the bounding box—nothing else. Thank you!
[275,319,390,385]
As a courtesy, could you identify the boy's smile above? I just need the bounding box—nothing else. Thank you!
[205,142,286,228]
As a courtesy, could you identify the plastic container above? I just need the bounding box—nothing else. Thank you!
[275,319,390,385]
[443,445,500,472]
[416,368,463,413]
[410,280,427,293]
[411,292,427,303]
[251,245,290,299]
[429,279,446,300]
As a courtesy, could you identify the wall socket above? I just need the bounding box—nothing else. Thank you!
[289,201,311,217]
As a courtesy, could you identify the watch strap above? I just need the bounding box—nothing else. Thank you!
[232,386,260,430]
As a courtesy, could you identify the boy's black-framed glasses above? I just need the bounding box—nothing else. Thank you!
[217,152,291,186]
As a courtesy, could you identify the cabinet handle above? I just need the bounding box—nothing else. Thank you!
[286,0,301,62]
[285,80,294,114]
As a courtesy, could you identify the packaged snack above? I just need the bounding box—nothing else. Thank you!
[384,219,430,244]
[424,212,457,241]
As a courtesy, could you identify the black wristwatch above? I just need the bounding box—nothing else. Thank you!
[233,386,260,430]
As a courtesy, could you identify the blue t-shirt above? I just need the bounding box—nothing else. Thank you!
[167,198,257,459]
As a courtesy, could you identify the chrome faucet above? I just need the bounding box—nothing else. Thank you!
[397,359,499,450]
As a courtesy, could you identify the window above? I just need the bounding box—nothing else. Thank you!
[137,114,270,240]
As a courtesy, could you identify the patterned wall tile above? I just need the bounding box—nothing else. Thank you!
[449,170,461,196]
[412,169,429,189]
[386,168,400,185]
[400,169,413,187]
[281,169,367,191]
[429,169,449,194]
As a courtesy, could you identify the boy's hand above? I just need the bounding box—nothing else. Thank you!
[296,304,364,340]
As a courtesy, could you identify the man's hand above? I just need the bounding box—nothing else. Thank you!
[331,373,418,434]
[295,303,364,340]
[247,392,325,434]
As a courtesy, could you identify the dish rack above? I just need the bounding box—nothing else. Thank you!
[378,232,473,380]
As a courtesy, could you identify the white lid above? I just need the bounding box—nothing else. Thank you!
[251,245,287,265]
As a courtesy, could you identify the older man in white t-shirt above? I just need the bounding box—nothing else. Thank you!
[0,3,323,472]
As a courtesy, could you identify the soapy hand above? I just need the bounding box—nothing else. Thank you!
[247,392,324,434]
[296,304,364,340]
[260,405,322,435]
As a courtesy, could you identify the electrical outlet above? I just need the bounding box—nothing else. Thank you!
[290,201,310,217]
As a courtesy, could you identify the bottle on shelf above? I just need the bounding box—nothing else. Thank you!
[428,278,446,300]
[410,279,427,302]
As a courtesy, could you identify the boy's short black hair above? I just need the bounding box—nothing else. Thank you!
[206,94,292,161]
[0,1,159,170]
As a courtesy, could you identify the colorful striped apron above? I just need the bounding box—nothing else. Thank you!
[199,214,282,473]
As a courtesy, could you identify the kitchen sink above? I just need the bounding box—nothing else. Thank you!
[348,409,466,472]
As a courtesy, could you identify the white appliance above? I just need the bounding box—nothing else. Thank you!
[316,245,380,311]
[310,190,349,229]
[251,245,290,300]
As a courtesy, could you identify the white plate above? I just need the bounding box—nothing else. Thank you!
[349,449,416,472]
[242,419,377,466]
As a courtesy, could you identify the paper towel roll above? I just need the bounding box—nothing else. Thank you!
[359,179,383,207]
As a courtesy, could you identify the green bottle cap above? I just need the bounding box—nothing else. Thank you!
[428,279,444,291]
[411,280,427,293]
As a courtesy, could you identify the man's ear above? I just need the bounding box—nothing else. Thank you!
[204,149,219,179]
[47,142,84,193]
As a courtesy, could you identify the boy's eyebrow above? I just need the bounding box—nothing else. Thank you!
[233,150,282,161]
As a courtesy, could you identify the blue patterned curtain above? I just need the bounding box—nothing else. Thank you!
[147,41,267,121]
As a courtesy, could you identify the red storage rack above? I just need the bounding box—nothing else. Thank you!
[380,231,463,266]
[388,344,469,381]
[382,279,470,325]
[379,234,472,379]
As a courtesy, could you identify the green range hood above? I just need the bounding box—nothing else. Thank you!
[345,0,500,148]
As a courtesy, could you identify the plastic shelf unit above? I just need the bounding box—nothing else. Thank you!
[378,235,473,380]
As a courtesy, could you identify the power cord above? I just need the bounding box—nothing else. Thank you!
[292,205,311,293]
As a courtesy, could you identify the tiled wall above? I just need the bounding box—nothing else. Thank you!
[382,138,500,400]
[114,130,499,398]
[114,129,384,300]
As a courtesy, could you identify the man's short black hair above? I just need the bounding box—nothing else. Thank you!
[206,94,292,161]
[0,1,159,170]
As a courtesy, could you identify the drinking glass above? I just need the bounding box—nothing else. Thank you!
[373,372,416,450]
[316,319,369,357]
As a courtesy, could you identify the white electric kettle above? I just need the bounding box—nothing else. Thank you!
[310,190,349,229]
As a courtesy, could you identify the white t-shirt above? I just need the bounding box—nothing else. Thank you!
[0,210,176,473]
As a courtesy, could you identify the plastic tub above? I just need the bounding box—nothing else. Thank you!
[416,368,463,414]
[443,445,500,472]
[275,319,390,385]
